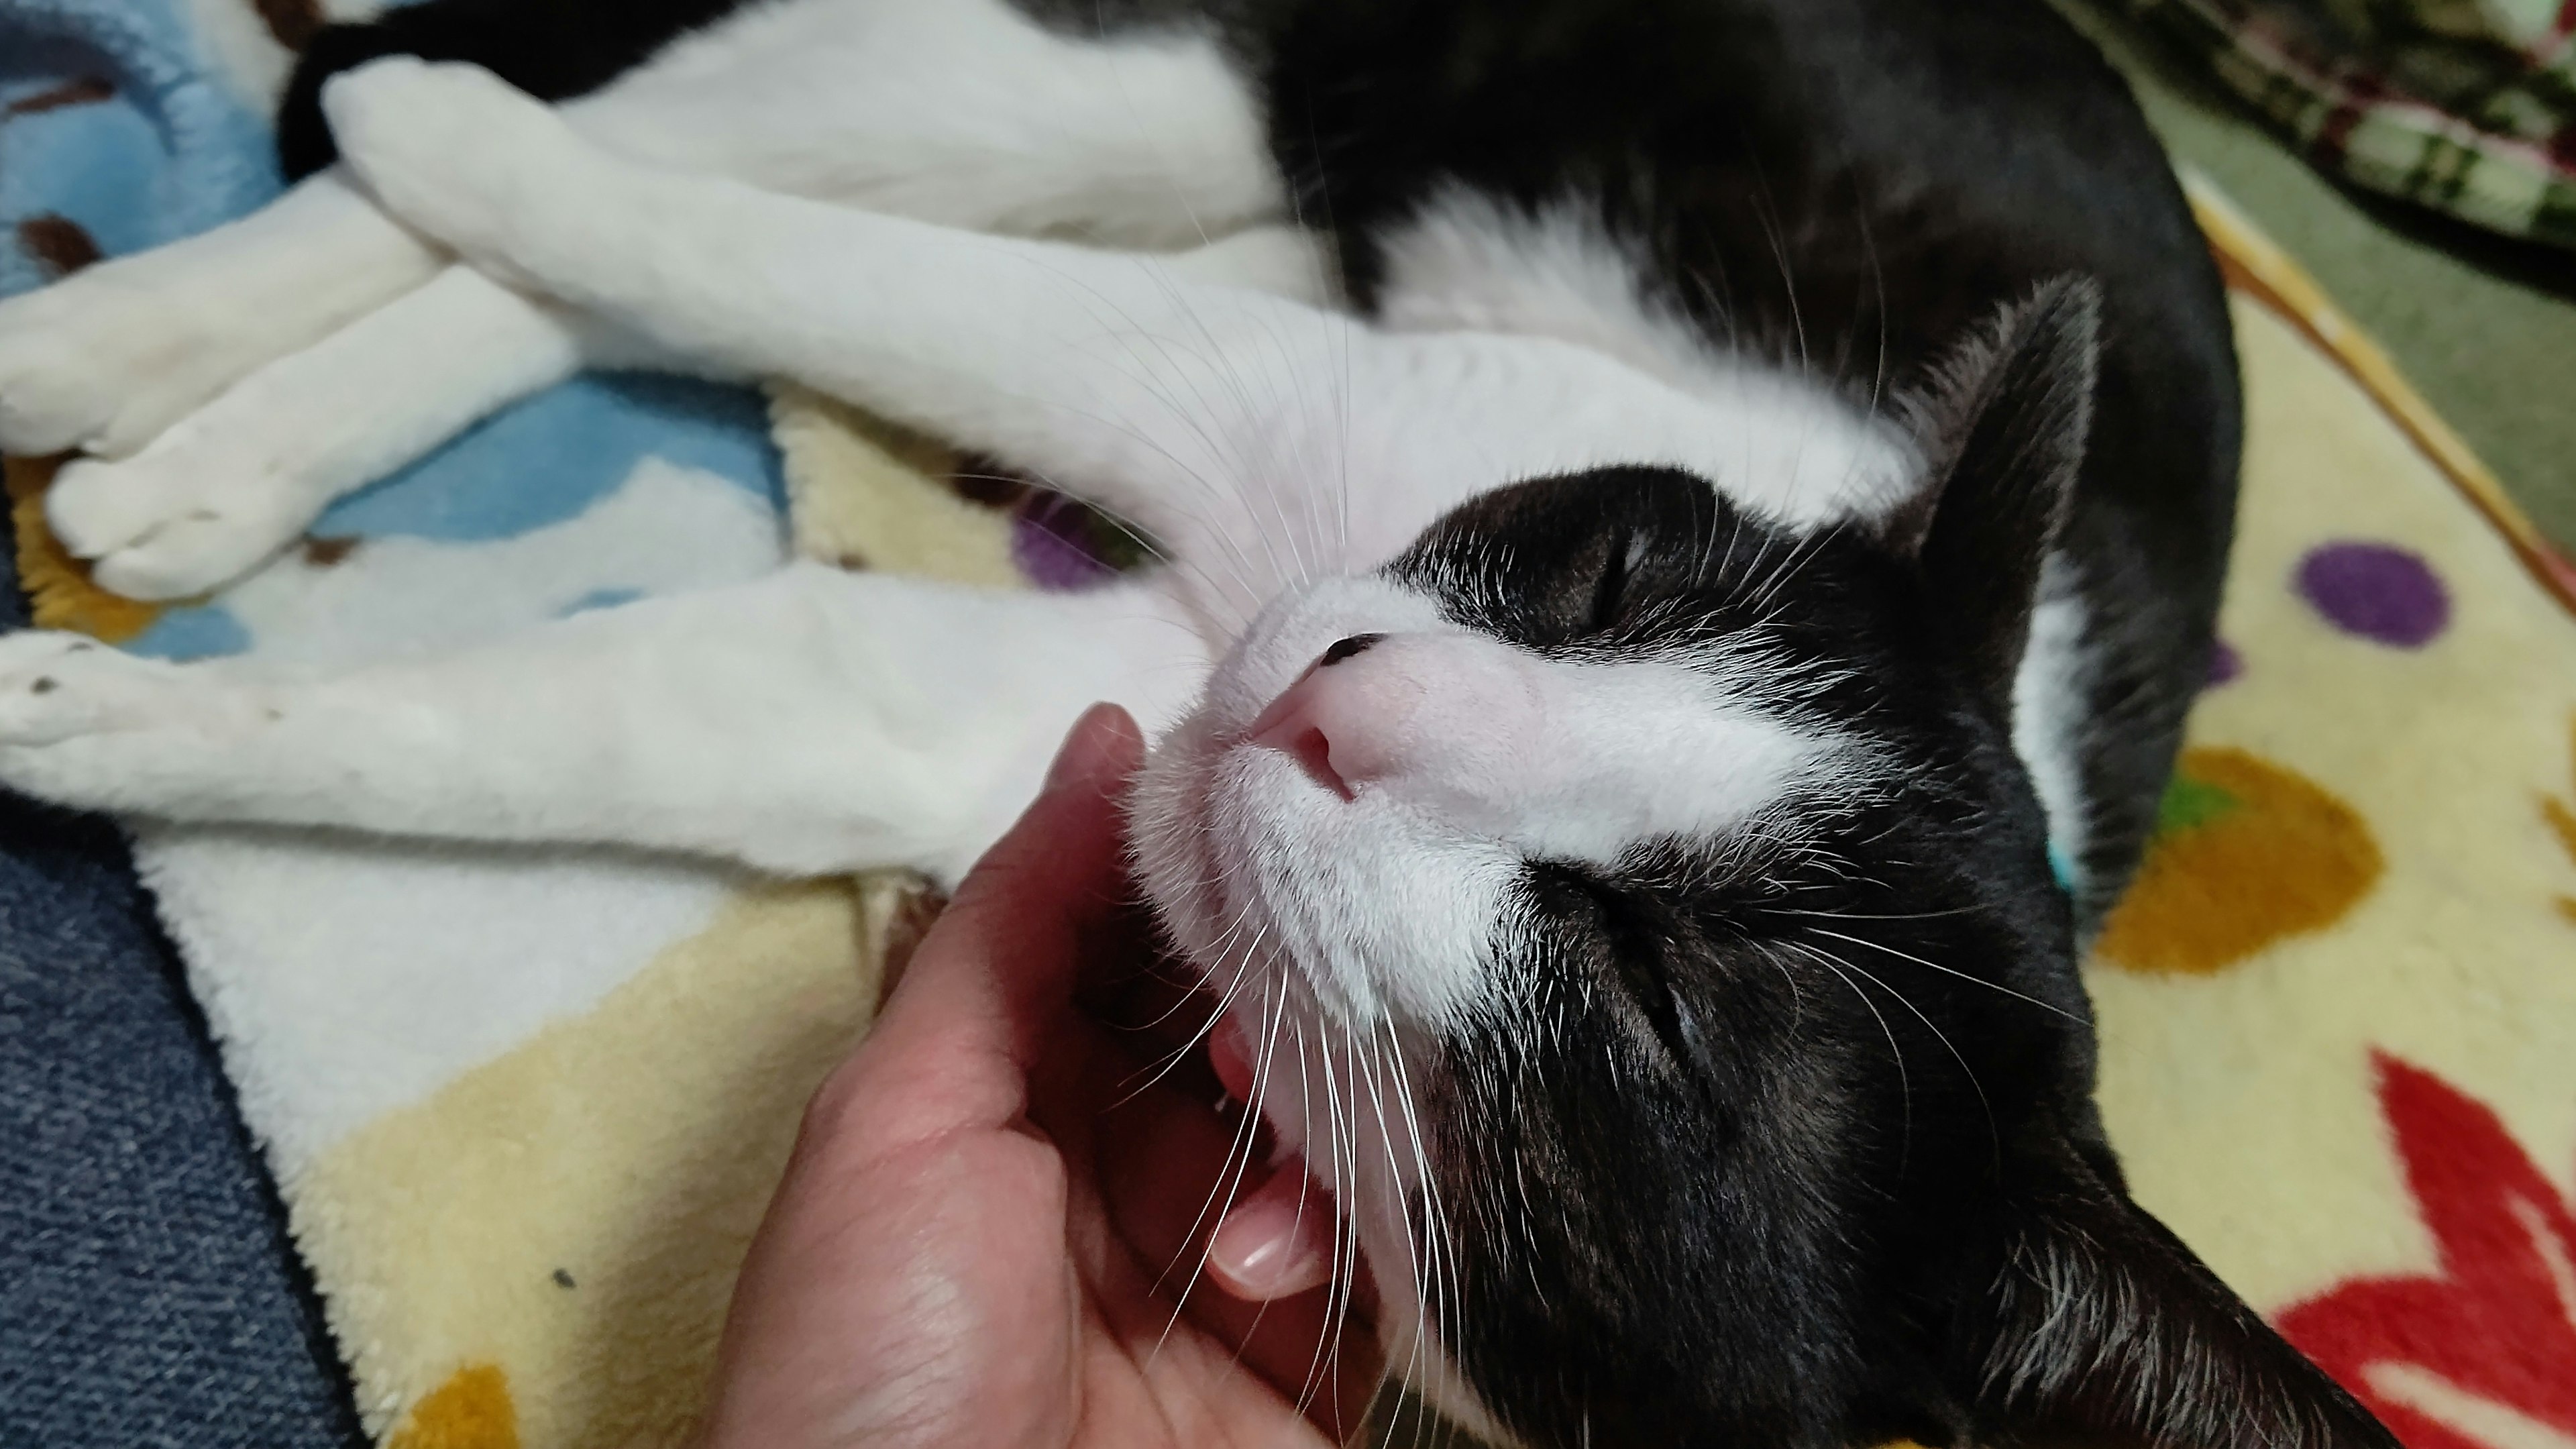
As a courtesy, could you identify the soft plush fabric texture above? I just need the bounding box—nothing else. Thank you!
[2123,0,2576,249]
[1,2,859,1444]
[2082,179,2576,1446]
[1,4,357,1444]
[0,566,364,1449]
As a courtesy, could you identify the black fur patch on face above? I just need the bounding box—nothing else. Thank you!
[1388,468,2068,1443]
[1381,470,2392,1448]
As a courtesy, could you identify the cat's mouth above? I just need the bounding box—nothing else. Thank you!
[1126,684,1459,1320]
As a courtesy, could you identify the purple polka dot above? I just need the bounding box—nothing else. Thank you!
[2205,639,2242,688]
[1012,493,1119,592]
[2296,542,2451,647]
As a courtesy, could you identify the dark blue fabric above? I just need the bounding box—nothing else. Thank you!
[0,533,363,1442]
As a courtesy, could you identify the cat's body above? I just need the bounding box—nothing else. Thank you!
[0,1,2392,1444]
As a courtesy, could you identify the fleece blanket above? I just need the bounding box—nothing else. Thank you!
[7,7,2576,1448]
[0,4,885,1446]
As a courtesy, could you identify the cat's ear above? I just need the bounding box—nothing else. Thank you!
[1949,1148,2399,1449]
[1883,277,2100,715]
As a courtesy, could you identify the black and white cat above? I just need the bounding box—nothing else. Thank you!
[0,0,2394,1443]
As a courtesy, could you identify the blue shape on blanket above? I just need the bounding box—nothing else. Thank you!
[1,0,788,662]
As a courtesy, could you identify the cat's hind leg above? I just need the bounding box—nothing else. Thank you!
[0,566,1206,881]
[0,171,443,460]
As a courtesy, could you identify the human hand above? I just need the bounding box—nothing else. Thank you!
[691,704,1375,1449]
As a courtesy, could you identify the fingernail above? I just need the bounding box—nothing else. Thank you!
[1209,1171,1334,1301]
[1044,702,1125,792]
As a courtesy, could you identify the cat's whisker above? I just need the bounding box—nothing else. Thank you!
[1806,926,2087,1023]
[1379,1014,1462,1438]
[1788,938,1914,1162]
[1107,908,1269,1108]
[1010,260,1303,589]
[1109,264,1322,587]
[1294,1014,1366,1421]
[1210,973,1309,1376]
[1149,971,1287,1364]
[1786,937,2000,1169]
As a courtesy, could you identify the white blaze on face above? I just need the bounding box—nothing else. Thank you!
[1132,572,1860,1034]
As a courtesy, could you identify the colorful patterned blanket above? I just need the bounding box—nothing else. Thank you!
[2123,0,2576,250]
[6,3,2576,1446]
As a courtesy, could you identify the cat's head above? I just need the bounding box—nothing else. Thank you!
[1128,280,2392,1447]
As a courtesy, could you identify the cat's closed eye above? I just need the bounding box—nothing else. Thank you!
[1525,861,1711,1071]
[1586,525,1644,631]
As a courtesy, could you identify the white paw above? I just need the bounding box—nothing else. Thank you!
[0,633,268,815]
[0,633,192,745]
[0,274,242,460]
[46,441,323,600]
[324,58,587,277]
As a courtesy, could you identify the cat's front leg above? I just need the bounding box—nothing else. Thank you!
[0,567,1210,881]
[321,58,1362,600]
[0,171,444,461]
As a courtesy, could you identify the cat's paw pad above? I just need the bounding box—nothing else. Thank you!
[0,633,189,745]
[47,448,317,600]
[324,58,580,264]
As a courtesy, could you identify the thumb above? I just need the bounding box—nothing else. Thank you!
[827,703,1145,1160]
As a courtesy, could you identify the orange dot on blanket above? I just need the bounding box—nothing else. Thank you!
[387,1364,519,1449]
[2,454,162,643]
[2095,747,2383,975]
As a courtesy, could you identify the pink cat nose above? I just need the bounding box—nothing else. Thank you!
[1244,634,1397,800]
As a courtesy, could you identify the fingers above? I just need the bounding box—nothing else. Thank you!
[1197,1018,1338,1299]
[812,703,1144,1166]
[1208,1165,1337,1301]
[1086,1061,1383,1436]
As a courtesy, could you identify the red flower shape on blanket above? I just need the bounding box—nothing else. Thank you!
[2277,1053,2576,1448]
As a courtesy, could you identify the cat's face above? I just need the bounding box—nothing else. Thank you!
[1128,284,2394,1449]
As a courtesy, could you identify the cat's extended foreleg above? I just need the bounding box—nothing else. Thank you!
[323,59,1358,600]
[40,266,667,601]
[0,171,444,460]
[0,566,1206,881]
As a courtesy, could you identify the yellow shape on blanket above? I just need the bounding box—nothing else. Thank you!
[294,876,931,1449]
[2,453,162,641]
[387,1364,519,1449]
[2094,747,2384,975]
[767,382,1022,586]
